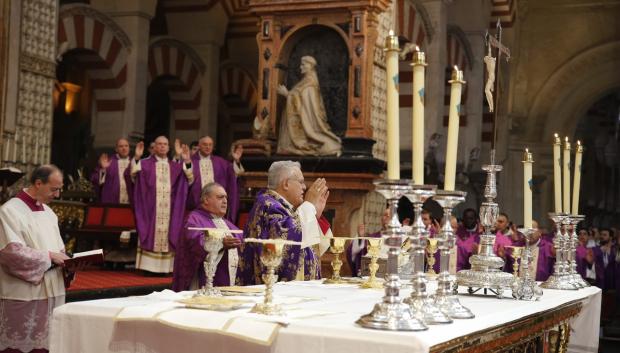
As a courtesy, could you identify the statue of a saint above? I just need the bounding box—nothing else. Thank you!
[276,56,342,156]
[484,44,496,112]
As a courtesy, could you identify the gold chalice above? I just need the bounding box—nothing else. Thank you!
[426,238,439,276]
[324,237,348,284]
[245,239,299,316]
[507,246,524,278]
[360,238,383,289]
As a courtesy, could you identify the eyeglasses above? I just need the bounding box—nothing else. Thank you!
[288,178,305,185]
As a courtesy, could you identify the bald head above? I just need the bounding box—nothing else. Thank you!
[115,138,130,158]
[153,136,169,158]
[198,136,214,157]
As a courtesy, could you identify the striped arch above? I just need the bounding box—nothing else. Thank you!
[219,65,258,117]
[148,38,205,131]
[396,0,433,109]
[443,29,473,127]
[57,4,131,113]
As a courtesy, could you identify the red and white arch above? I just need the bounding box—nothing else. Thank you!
[443,31,472,128]
[57,4,131,114]
[395,0,431,109]
[148,38,205,131]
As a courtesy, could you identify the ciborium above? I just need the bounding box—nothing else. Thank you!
[426,238,439,276]
[245,238,301,316]
[357,179,427,331]
[433,189,474,319]
[512,228,543,300]
[360,238,383,289]
[324,237,348,284]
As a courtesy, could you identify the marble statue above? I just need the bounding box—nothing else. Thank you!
[276,56,342,156]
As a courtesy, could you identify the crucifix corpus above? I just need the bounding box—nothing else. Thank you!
[484,19,511,115]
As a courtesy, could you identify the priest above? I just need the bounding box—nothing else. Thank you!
[129,136,194,274]
[0,165,74,352]
[514,225,555,281]
[237,161,330,285]
[456,208,481,271]
[90,137,131,204]
[187,136,241,222]
[173,183,242,291]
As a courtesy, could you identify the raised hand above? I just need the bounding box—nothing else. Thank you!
[181,144,191,163]
[276,84,289,97]
[134,141,144,160]
[232,144,243,162]
[174,138,183,157]
[315,189,329,218]
[305,178,326,206]
[99,153,111,169]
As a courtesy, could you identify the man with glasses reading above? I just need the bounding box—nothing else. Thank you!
[237,161,330,285]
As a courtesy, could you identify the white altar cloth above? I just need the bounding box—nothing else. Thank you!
[49,281,600,353]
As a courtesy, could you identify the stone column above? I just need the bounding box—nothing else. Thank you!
[462,31,485,170]
[193,41,220,140]
[98,0,157,143]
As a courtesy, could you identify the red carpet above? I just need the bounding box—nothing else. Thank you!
[68,270,172,292]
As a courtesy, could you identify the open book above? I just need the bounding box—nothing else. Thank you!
[66,249,104,267]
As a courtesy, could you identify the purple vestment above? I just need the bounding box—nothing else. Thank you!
[90,155,130,204]
[237,190,320,285]
[575,244,589,280]
[187,154,239,223]
[455,226,481,271]
[494,231,511,257]
[172,208,242,291]
[129,156,190,252]
[592,245,616,290]
[345,231,381,276]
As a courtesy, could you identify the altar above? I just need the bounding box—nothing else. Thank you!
[50,281,600,353]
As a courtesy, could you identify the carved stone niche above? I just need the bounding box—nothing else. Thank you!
[248,0,391,157]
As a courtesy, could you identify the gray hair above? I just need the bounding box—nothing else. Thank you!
[267,161,301,190]
[200,182,224,201]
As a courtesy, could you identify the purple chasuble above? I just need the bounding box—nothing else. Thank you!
[533,239,555,281]
[346,231,381,276]
[592,245,616,290]
[575,244,589,281]
[172,208,242,291]
[187,154,240,223]
[455,226,480,271]
[237,190,320,285]
[90,155,128,204]
[130,156,189,252]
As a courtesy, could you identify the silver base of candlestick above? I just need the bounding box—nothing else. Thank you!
[433,190,474,319]
[357,179,427,331]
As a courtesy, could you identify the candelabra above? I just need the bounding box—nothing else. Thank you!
[566,214,589,288]
[511,228,543,300]
[540,213,578,290]
[433,190,474,319]
[357,179,427,331]
[403,184,452,325]
[456,152,513,297]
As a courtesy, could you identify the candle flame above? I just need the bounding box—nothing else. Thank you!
[565,136,569,142]
[454,65,459,71]
[415,45,420,52]
[525,147,529,153]
[388,29,394,36]
[554,133,559,138]
[577,140,581,146]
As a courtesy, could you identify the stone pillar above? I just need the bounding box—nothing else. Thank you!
[419,0,447,148]
[193,42,221,141]
[97,0,157,142]
[462,32,485,170]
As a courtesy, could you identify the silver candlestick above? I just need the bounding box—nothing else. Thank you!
[403,185,452,325]
[433,190,474,319]
[567,214,588,288]
[456,151,513,298]
[512,228,543,301]
[540,213,577,290]
[357,179,428,331]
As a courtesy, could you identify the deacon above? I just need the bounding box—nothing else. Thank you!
[129,136,193,274]
[0,165,74,352]
[187,136,241,222]
[90,137,131,204]
[173,183,242,291]
[237,161,330,284]
[456,208,481,271]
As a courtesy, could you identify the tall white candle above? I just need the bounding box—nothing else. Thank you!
[553,134,562,213]
[563,137,571,214]
[571,141,583,215]
[385,30,400,179]
[523,148,533,229]
[444,66,465,191]
[411,46,427,184]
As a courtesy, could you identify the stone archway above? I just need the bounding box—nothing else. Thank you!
[526,41,620,142]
